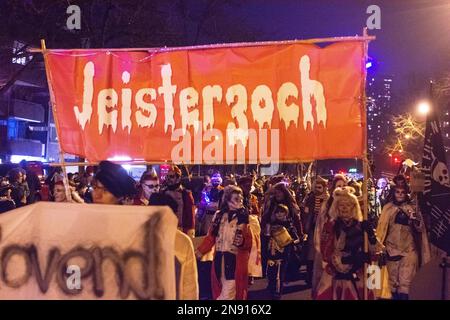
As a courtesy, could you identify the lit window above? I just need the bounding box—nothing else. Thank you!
[12,40,32,65]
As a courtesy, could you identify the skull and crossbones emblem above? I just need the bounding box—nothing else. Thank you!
[431,151,450,187]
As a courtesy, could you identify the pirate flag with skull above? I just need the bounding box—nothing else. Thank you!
[420,105,450,254]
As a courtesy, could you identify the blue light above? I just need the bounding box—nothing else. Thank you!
[202,191,210,204]
[366,61,372,69]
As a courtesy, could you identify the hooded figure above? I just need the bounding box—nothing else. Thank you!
[376,185,430,300]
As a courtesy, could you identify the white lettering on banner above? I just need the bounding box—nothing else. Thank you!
[74,55,327,135]
[179,87,200,134]
[72,55,328,162]
[226,84,249,148]
[202,85,222,131]
[251,85,275,129]
[74,61,94,130]
[135,88,157,128]
[277,82,299,129]
[98,88,118,134]
[121,71,132,133]
[158,64,177,133]
[300,55,327,130]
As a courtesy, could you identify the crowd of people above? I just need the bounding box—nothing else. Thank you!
[0,160,431,300]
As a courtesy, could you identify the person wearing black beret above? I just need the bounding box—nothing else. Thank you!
[92,160,137,205]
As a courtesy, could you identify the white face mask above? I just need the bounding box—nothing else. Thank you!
[142,181,160,198]
[394,189,406,203]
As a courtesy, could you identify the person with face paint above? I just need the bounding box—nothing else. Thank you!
[315,187,382,300]
[302,176,329,287]
[196,173,224,236]
[162,165,196,238]
[383,174,411,208]
[261,182,303,283]
[138,172,178,215]
[376,185,430,300]
[196,185,253,300]
[266,204,301,299]
[311,174,347,298]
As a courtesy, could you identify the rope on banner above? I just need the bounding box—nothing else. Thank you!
[28,35,376,54]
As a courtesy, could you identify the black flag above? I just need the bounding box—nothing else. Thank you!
[420,106,450,254]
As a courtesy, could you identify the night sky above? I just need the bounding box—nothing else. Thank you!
[192,0,450,91]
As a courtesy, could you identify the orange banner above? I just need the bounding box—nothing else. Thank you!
[44,41,365,163]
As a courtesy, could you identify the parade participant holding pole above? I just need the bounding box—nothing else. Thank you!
[376,185,430,300]
[195,185,252,300]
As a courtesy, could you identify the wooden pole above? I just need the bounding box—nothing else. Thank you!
[28,35,376,54]
[361,28,370,300]
[41,39,72,202]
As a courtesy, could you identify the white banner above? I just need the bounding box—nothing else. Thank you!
[0,202,177,299]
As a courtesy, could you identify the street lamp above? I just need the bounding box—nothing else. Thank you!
[417,101,431,115]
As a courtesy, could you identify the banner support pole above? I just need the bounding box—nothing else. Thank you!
[362,27,370,301]
[41,39,72,201]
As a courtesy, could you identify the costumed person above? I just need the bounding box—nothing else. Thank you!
[175,229,199,300]
[19,160,41,204]
[8,168,27,208]
[261,182,303,282]
[197,173,224,236]
[0,184,15,213]
[143,172,179,213]
[238,175,262,284]
[162,165,196,238]
[133,171,154,205]
[76,182,92,203]
[266,204,301,299]
[52,180,84,203]
[383,174,411,207]
[312,173,347,298]
[295,179,310,209]
[261,182,303,281]
[195,185,252,300]
[376,185,430,300]
[316,187,382,300]
[92,161,137,205]
[302,176,329,287]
